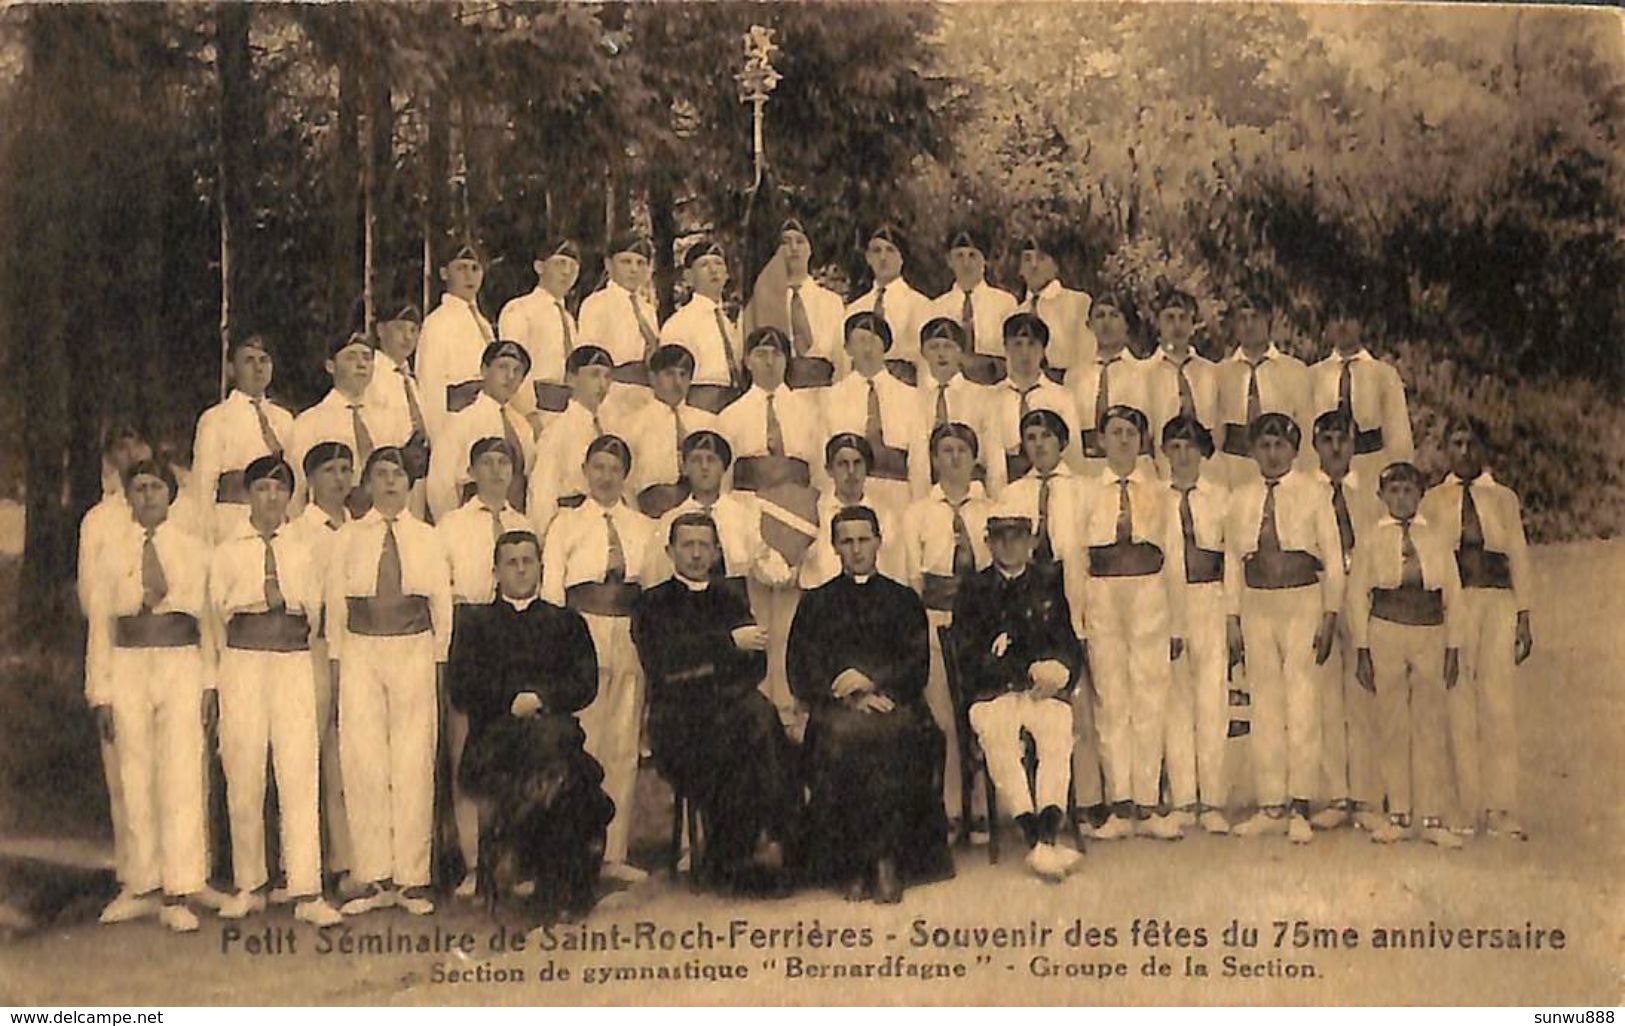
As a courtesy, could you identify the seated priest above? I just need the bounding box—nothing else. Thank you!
[448,530,613,924]
[952,504,1086,881]
[630,512,800,894]
[787,506,953,904]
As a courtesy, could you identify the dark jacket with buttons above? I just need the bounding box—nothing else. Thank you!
[950,564,1083,706]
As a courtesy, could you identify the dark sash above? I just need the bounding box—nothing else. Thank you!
[226,611,311,652]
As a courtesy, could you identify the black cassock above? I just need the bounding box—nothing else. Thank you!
[447,596,612,913]
[787,573,953,884]
[631,578,799,884]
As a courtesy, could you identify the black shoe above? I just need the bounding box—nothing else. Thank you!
[1038,805,1065,845]
[1015,812,1040,849]
[872,857,903,904]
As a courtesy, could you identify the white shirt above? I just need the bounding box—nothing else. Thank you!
[783,278,849,371]
[209,522,322,625]
[363,348,430,437]
[84,518,213,704]
[1224,469,1344,615]
[647,492,765,587]
[1348,514,1463,648]
[498,286,578,407]
[622,400,721,497]
[1168,474,1230,556]
[659,293,741,387]
[847,277,933,364]
[991,374,1081,462]
[578,282,662,367]
[527,399,625,540]
[799,491,906,589]
[928,280,1020,358]
[901,482,993,584]
[437,498,531,604]
[1066,349,1152,445]
[325,508,454,662]
[822,368,926,483]
[1418,471,1533,611]
[717,384,827,480]
[1078,464,1188,638]
[426,391,539,521]
[288,389,411,510]
[540,499,656,603]
[191,389,295,527]
[1021,280,1096,373]
[911,372,1006,498]
[1143,348,1221,440]
[1308,349,1414,461]
[1216,344,1312,463]
[417,292,495,441]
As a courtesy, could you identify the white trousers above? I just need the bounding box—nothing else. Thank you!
[1317,618,1378,806]
[1449,588,1520,815]
[309,639,351,875]
[969,693,1074,817]
[101,737,131,884]
[219,648,322,896]
[1086,574,1171,806]
[1241,585,1322,806]
[579,612,644,865]
[110,646,207,896]
[747,577,801,723]
[1370,618,1451,818]
[1165,581,1230,809]
[339,632,437,888]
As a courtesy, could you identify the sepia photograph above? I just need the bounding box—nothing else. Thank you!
[0,0,1619,1009]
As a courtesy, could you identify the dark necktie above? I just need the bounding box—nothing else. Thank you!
[557,299,575,354]
[1399,519,1422,588]
[790,284,815,356]
[672,404,688,464]
[873,283,887,330]
[1017,383,1036,424]
[1460,480,1485,547]
[864,378,885,449]
[1036,473,1055,562]
[604,511,626,582]
[1258,480,1282,554]
[1178,485,1197,547]
[950,498,976,577]
[1338,356,1354,418]
[934,383,950,428]
[764,392,785,458]
[473,306,494,344]
[501,413,527,512]
[140,527,167,612]
[1246,357,1266,424]
[1096,356,1118,421]
[1114,477,1134,544]
[714,306,741,387]
[961,289,976,352]
[630,292,660,358]
[484,503,504,546]
[1173,357,1196,419]
[1330,480,1355,561]
[251,398,283,455]
[396,366,427,437]
[349,403,375,466]
[262,533,285,612]
[376,518,404,599]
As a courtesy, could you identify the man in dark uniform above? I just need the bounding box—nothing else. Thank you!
[632,512,799,893]
[787,506,953,903]
[448,530,610,921]
[952,506,1085,879]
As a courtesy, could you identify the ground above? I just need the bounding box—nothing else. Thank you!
[0,541,1619,1006]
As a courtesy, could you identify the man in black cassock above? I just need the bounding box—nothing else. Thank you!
[630,512,799,894]
[787,506,954,903]
[447,530,612,922]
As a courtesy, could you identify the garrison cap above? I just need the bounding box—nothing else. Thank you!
[566,344,614,373]
[301,440,353,477]
[1313,409,1356,438]
[482,339,532,375]
[1379,461,1426,489]
[1153,282,1199,315]
[1443,415,1488,445]
[442,239,484,265]
[362,446,410,481]
[779,218,809,241]
[538,238,582,263]
[243,454,294,490]
[230,333,275,359]
[944,228,985,255]
[1249,411,1301,449]
[1099,403,1149,438]
[930,420,981,458]
[681,429,733,468]
[469,436,516,466]
[1231,290,1272,315]
[866,223,909,262]
[648,343,696,374]
[585,433,633,473]
[609,234,654,260]
[1161,414,1215,458]
[825,432,875,470]
[681,238,726,270]
[1019,408,1070,448]
[1003,311,1050,347]
[744,325,791,358]
[327,330,372,359]
[843,310,893,352]
[122,458,177,497]
[919,316,969,352]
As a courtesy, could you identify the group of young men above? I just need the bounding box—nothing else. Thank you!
[77,219,1537,931]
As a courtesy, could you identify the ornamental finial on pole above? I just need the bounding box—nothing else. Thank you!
[737,25,781,192]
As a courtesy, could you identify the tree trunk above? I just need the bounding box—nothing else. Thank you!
[333,57,360,336]
[650,171,678,320]
[217,2,251,399]
[424,87,450,313]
